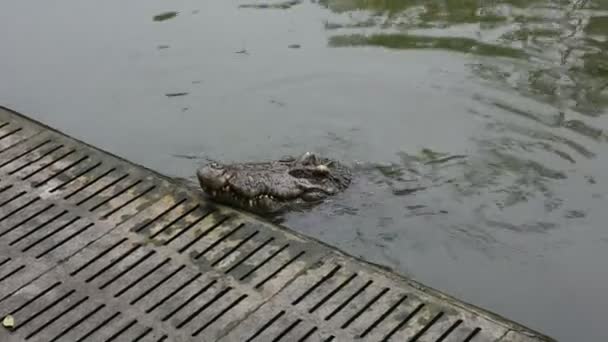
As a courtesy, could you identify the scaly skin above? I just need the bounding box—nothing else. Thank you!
[196,152,351,214]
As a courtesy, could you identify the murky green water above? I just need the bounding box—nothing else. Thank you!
[1,0,607,340]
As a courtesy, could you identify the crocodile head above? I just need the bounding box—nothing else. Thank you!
[196,152,351,214]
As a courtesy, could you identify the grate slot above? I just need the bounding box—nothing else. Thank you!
[0,195,39,222]
[359,294,408,338]
[104,319,138,342]
[85,244,142,282]
[381,303,425,342]
[177,216,230,253]
[0,131,33,154]
[272,318,302,342]
[25,294,88,339]
[8,282,61,317]
[75,173,130,206]
[256,250,306,289]
[175,286,232,329]
[133,327,154,342]
[0,190,27,209]
[133,198,189,233]
[194,223,245,259]
[293,265,341,306]
[224,237,275,274]
[192,293,248,336]
[161,210,215,246]
[0,127,22,141]
[246,310,285,342]
[21,149,76,180]
[298,327,318,341]
[36,222,95,258]
[130,264,186,305]
[9,210,66,246]
[0,264,26,283]
[145,272,202,314]
[325,280,373,321]
[70,238,128,276]
[0,139,51,169]
[49,161,102,192]
[239,243,289,281]
[33,155,89,187]
[341,287,390,329]
[13,289,75,331]
[99,250,156,289]
[147,203,200,238]
[113,258,171,298]
[463,327,482,341]
[88,178,142,211]
[1,203,55,239]
[161,279,217,322]
[0,183,13,193]
[102,184,157,219]
[48,303,106,342]
[0,257,11,268]
[63,167,116,199]
[409,311,444,341]
[75,311,122,342]
[436,319,463,342]
[8,144,64,175]
[21,216,80,253]
[211,230,259,267]
[309,273,357,314]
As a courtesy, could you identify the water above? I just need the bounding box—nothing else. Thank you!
[1,0,607,340]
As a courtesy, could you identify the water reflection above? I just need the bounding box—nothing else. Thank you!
[320,0,607,117]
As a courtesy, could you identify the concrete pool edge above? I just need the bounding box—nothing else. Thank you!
[0,105,557,342]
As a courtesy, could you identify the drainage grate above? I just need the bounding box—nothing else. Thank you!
[0,106,555,342]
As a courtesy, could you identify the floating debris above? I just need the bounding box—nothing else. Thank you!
[165,92,189,97]
[270,99,286,107]
[153,11,178,22]
[288,44,301,49]
[157,45,170,50]
[235,49,249,54]
[171,153,199,160]
[2,315,14,330]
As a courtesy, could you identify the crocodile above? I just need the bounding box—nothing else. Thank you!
[196,152,352,214]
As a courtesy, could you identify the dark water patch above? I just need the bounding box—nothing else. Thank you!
[564,210,586,219]
[153,11,178,22]
[165,92,189,97]
[485,219,559,234]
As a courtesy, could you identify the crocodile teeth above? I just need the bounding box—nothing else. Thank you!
[249,200,253,206]
[211,191,217,197]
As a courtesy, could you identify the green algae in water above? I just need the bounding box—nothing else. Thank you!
[153,11,178,21]
[329,33,527,59]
